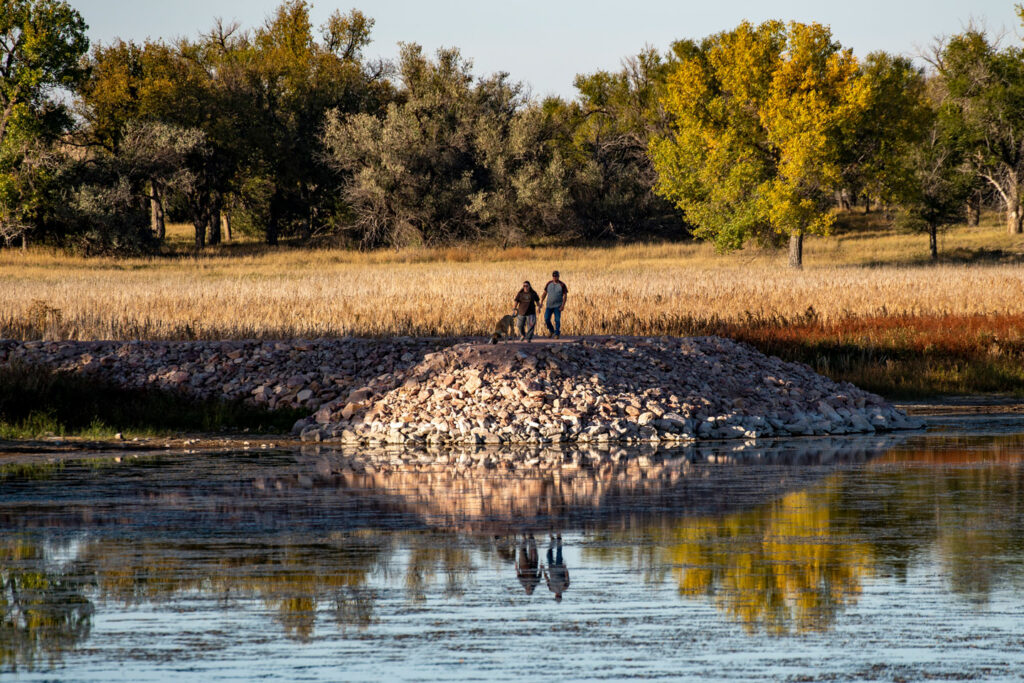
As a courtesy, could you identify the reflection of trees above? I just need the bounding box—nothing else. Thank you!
[74,534,390,642]
[1,538,94,672]
[658,477,873,634]
[586,449,1024,634]
[404,534,474,602]
[860,444,1024,604]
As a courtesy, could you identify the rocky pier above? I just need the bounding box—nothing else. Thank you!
[1,335,923,449]
[300,336,923,447]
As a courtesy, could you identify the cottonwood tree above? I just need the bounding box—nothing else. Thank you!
[0,0,88,248]
[558,46,685,238]
[77,3,387,248]
[650,20,869,268]
[932,23,1024,234]
[838,53,932,213]
[79,36,232,247]
[893,97,974,260]
[240,3,387,245]
[323,44,567,248]
[0,0,87,147]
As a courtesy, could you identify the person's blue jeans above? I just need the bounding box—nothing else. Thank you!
[544,307,561,336]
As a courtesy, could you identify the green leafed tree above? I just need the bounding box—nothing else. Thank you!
[839,52,932,213]
[322,43,568,248]
[932,17,1024,235]
[556,46,686,239]
[0,0,87,146]
[650,20,869,268]
[0,0,88,248]
[891,83,974,260]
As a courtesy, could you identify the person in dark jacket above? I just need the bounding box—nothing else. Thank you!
[516,533,542,595]
[512,281,540,341]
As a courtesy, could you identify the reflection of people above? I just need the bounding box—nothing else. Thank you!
[545,534,570,602]
[513,281,540,341]
[516,534,542,595]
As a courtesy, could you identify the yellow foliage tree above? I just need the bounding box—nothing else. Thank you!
[650,21,870,268]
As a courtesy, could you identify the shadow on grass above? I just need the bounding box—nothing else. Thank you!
[0,363,304,438]
[742,339,1024,399]
[855,247,1024,269]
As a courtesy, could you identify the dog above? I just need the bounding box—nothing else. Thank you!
[489,314,516,344]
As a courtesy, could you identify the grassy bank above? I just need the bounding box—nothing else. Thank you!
[2,216,1024,398]
[0,363,304,439]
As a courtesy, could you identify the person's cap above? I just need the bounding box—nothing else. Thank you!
[552,270,559,277]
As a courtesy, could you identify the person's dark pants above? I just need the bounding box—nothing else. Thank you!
[515,314,536,340]
[544,307,561,336]
[547,544,563,566]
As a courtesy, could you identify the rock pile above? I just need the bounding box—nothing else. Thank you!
[0,338,451,413]
[301,336,923,446]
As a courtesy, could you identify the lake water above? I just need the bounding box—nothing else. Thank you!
[2,414,1024,681]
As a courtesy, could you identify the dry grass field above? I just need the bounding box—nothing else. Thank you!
[3,214,1024,396]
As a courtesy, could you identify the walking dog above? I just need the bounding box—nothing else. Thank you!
[489,314,516,344]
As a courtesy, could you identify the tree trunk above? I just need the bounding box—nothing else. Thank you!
[208,194,222,246]
[266,213,279,246]
[223,211,232,241]
[266,190,280,246]
[302,209,312,242]
[194,218,206,249]
[193,198,208,249]
[966,191,981,227]
[150,182,165,240]
[929,224,938,261]
[1007,203,1023,235]
[788,232,803,269]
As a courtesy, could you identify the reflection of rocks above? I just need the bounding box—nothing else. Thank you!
[296,432,906,475]
[301,337,923,446]
[281,435,907,532]
[0,436,909,537]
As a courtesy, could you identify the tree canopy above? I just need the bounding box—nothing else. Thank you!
[2,2,1023,260]
[650,20,870,267]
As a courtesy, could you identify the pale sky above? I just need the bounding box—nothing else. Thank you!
[72,1,1020,99]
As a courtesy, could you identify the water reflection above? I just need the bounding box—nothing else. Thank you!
[0,539,93,672]
[629,478,873,634]
[2,431,1024,672]
[515,534,542,595]
[545,535,570,601]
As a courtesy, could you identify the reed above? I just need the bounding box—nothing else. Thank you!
[3,219,1023,396]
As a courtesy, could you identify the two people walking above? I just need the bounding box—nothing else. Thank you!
[511,271,568,341]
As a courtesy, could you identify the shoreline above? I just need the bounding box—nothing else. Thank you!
[3,334,925,452]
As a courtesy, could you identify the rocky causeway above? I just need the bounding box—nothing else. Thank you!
[1,335,923,450]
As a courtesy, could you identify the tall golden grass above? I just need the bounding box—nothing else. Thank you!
[2,220,1024,341]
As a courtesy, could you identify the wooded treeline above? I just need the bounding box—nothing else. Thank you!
[3,0,1024,264]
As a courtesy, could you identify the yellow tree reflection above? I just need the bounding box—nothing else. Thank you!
[664,476,874,634]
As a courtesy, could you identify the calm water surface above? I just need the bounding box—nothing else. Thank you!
[2,416,1024,681]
